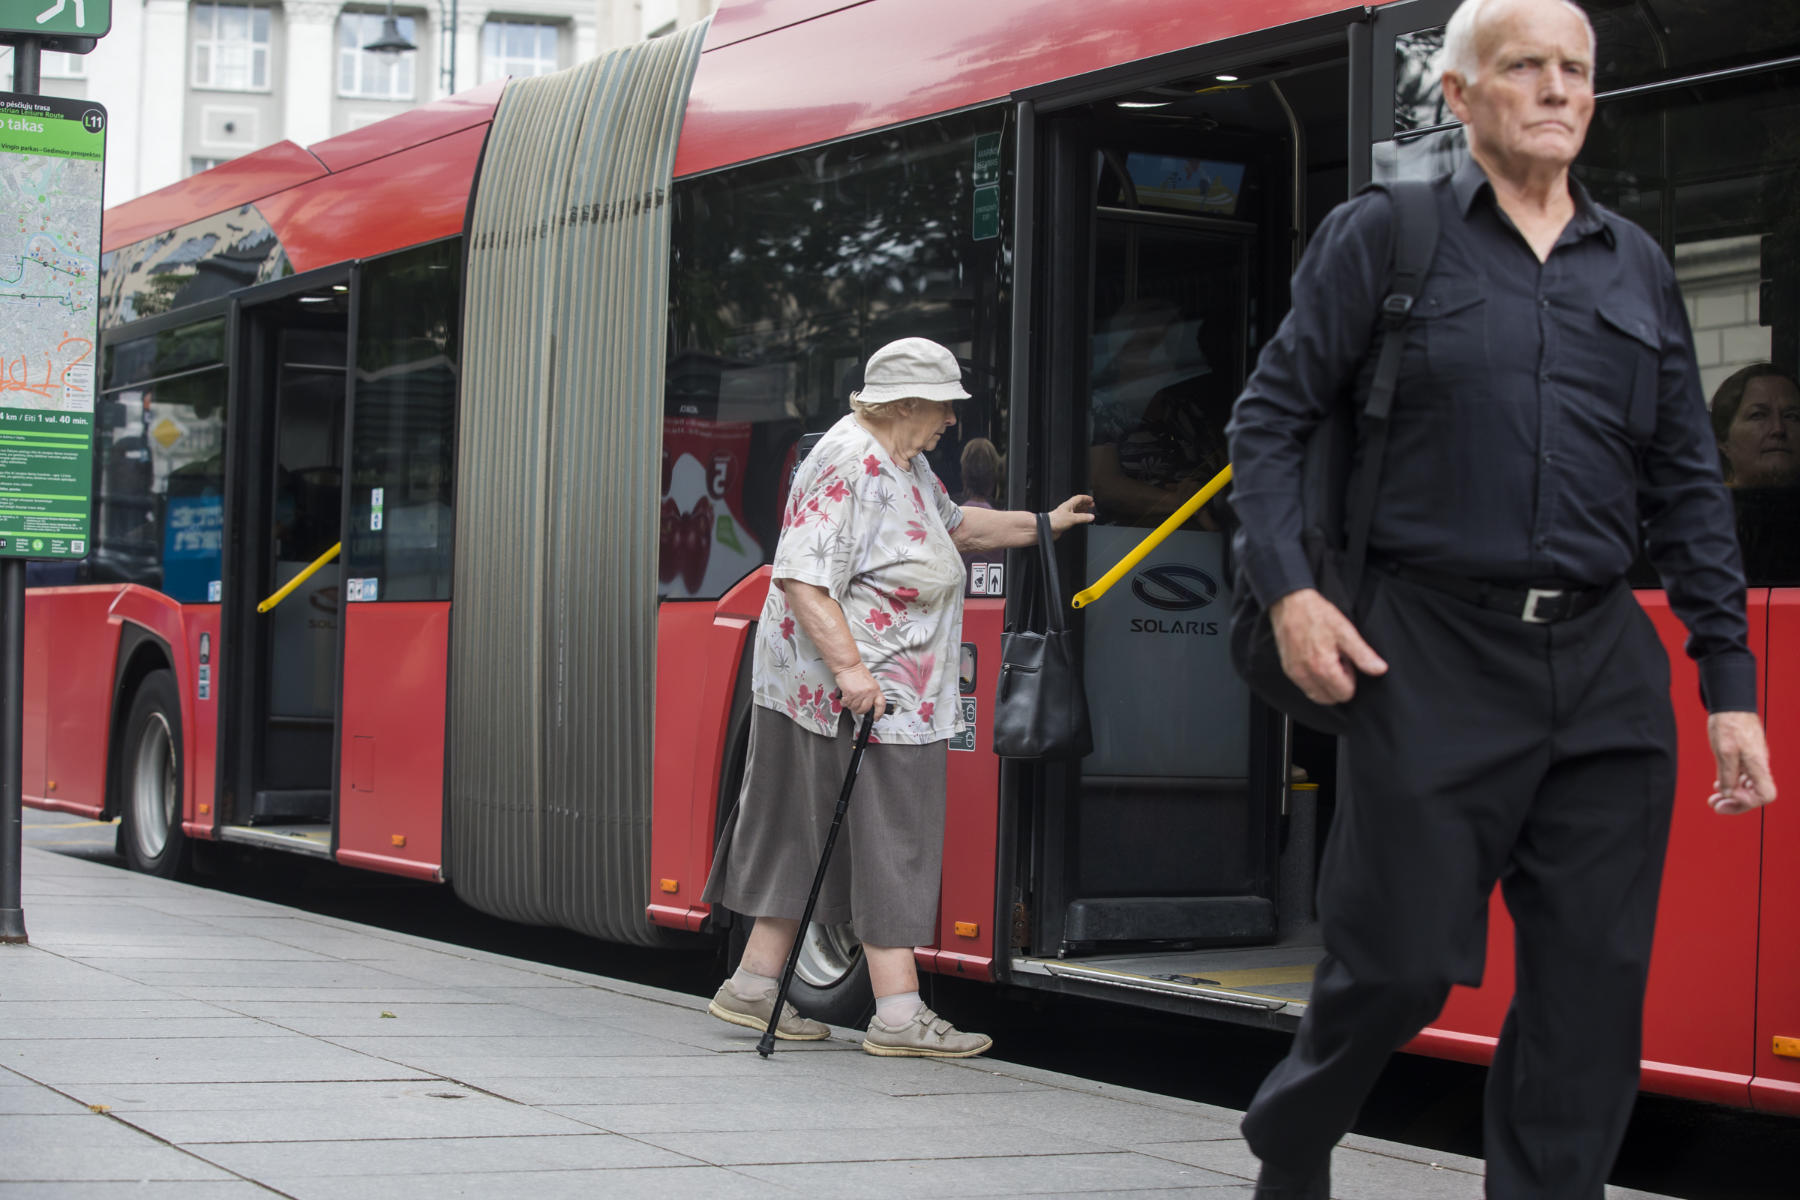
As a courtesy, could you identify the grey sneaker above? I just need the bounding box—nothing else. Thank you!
[707,980,830,1041]
[862,1005,992,1058]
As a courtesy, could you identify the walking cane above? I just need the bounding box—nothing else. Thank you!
[757,709,878,1058]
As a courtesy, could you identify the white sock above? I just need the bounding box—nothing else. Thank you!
[875,990,924,1027]
[730,966,777,997]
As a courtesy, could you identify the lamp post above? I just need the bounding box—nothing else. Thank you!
[363,0,459,97]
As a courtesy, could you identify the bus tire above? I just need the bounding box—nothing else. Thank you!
[118,669,191,879]
[723,910,874,1028]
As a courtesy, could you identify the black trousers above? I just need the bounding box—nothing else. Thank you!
[1242,570,1678,1198]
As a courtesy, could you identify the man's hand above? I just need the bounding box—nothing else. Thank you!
[1270,587,1388,706]
[834,664,887,721]
[1706,711,1776,815]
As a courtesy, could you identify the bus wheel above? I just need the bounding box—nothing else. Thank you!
[787,920,873,1027]
[119,670,191,879]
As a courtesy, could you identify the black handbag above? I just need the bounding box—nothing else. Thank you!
[1228,179,1438,735]
[993,513,1093,759]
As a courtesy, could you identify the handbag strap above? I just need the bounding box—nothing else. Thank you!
[1034,512,1068,633]
[1342,178,1439,592]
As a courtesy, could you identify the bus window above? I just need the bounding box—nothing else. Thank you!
[663,109,1014,600]
[92,317,229,600]
[344,240,461,601]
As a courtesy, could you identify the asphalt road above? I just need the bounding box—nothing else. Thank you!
[15,809,1792,1199]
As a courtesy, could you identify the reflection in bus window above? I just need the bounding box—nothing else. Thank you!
[92,320,229,600]
[663,110,1013,600]
[344,240,461,601]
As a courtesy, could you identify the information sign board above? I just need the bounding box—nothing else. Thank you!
[0,91,103,561]
[0,0,111,40]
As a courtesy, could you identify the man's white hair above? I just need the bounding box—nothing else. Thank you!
[1434,0,1597,85]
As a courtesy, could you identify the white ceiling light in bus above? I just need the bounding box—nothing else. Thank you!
[1215,73,1240,82]
[1116,99,1172,109]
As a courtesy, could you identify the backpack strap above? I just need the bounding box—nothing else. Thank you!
[1342,178,1440,590]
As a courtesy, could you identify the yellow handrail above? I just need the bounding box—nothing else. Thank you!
[256,542,341,614]
[1070,464,1233,609]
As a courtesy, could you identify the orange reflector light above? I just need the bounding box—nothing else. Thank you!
[954,921,979,938]
[1775,1036,1800,1059]
[46,780,56,791]
[660,878,680,894]
[199,804,210,815]
[390,835,406,847]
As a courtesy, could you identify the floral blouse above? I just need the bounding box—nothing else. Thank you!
[753,413,966,745]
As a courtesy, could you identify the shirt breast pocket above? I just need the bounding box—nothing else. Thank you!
[1411,287,1489,386]
[1596,299,1660,445]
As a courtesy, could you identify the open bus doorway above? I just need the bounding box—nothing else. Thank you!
[217,279,352,857]
[1013,46,1352,1015]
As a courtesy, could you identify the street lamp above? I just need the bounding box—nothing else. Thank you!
[362,0,459,97]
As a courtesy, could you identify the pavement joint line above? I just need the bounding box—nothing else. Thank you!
[0,1035,301,1198]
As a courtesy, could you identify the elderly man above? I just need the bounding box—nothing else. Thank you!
[1226,0,1777,1195]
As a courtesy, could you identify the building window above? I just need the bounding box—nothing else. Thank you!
[480,20,558,83]
[641,0,677,40]
[339,11,416,101]
[190,157,230,175]
[42,50,87,78]
[192,4,271,91]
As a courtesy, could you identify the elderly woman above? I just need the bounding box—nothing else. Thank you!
[1712,363,1800,488]
[702,337,1093,1056]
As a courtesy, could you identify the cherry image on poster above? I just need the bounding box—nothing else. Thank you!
[659,417,765,598]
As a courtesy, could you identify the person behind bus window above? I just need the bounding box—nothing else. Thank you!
[1088,299,1233,528]
[702,338,1094,1057]
[1712,363,1800,488]
[957,436,1003,578]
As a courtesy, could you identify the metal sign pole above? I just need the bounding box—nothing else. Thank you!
[0,37,40,946]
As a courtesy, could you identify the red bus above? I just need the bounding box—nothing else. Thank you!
[25,0,1800,1117]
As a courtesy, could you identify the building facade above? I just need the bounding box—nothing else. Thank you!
[3,0,716,205]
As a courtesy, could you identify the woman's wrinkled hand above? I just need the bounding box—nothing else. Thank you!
[1049,494,1097,537]
[834,663,887,720]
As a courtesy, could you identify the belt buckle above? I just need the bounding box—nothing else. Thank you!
[1521,587,1565,624]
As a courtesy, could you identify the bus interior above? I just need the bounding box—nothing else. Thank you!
[1010,44,1365,1017]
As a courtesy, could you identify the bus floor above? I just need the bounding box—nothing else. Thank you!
[1012,936,1322,1016]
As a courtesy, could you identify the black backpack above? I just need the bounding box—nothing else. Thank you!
[1228,179,1440,735]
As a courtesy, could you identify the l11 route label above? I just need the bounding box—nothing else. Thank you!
[0,92,103,561]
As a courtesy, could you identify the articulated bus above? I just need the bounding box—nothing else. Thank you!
[23,0,1800,1116]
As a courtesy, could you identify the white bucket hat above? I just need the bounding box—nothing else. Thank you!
[851,338,972,405]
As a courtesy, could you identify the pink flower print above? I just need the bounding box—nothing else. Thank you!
[905,520,927,543]
[866,608,893,632]
[779,616,795,641]
[918,701,935,724]
[828,690,843,713]
[911,485,926,513]
[894,586,919,602]
[798,684,813,706]
[863,454,883,477]
[935,477,949,494]
[824,478,850,504]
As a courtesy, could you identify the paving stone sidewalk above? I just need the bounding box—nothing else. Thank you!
[1,840,1673,1198]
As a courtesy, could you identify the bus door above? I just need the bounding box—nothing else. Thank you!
[1013,43,1353,1010]
[218,277,351,851]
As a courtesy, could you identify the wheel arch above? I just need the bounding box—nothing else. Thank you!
[105,624,177,823]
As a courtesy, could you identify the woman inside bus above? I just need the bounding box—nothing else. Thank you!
[702,337,1094,1056]
[1711,362,1800,583]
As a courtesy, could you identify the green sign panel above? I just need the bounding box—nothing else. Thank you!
[1,0,110,39]
[973,132,1002,188]
[972,185,1000,242]
[0,91,103,562]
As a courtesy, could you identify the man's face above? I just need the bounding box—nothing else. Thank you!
[1444,0,1595,175]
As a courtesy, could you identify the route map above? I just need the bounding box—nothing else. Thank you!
[0,92,103,561]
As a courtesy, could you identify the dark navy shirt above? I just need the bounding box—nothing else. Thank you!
[1227,155,1756,713]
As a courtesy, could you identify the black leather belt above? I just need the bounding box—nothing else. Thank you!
[1374,560,1611,624]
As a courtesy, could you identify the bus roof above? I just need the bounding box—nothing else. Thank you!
[103,0,1376,265]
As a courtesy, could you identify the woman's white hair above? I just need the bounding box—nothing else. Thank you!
[1434,0,1596,85]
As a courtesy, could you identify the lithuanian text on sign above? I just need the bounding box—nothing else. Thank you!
[1,0,112,39]
[0,92,103,561]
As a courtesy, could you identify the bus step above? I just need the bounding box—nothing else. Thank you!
[250,789,331,823]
